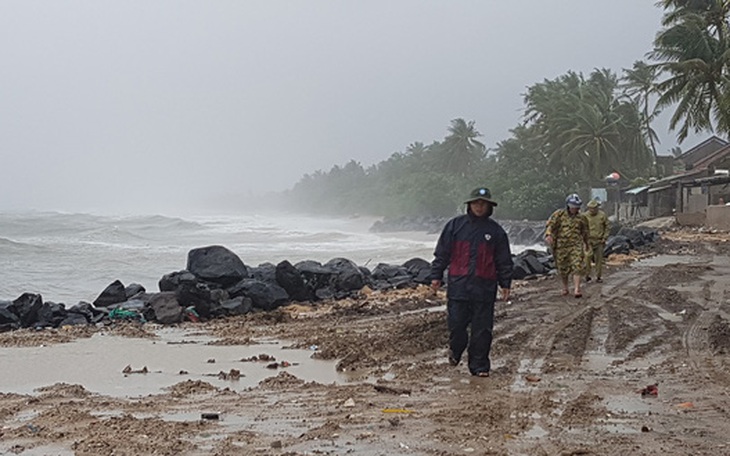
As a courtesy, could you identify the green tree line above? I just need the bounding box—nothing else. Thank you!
[282,1,730,220]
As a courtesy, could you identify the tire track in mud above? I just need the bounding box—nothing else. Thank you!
[681,310,730,425]
[511,300,595,377]
[504,248,730,453]
[503,273,628,376]
[684,259,730,376]
[600,267,648,298]
[676,257,730,426]
[507,255,730,447]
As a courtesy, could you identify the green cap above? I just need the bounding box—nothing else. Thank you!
[464,187,498,206]
[587,199,600,208]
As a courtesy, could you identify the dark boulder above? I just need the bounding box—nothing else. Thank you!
[219,296,253,316]
[228,279,289,311]
[249,263,277,283]
[176,282,216,320]
[386,276,415,289]
[402,258,432,284]
[187,245,248,287]
[58,312,90,327]
[67,302,107,324]
[295,260,335,294]
[372,263,409,281]
[275,260,309,301]
[325,258,365,292]
[11,293,44,328]
[158,270,198,292]
[207,289,229,317]
[359,266,372,280]
[124,283,146,299]
[93,280,127,308]
[371,263,414,289]
[147,292,184,324]
[315,287,335,301]
[0,300,20,331]
[36,302,68,328]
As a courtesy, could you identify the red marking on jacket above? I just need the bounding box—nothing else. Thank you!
[449,241,470,275]
[476,243,497,280]
[449,240,497,280]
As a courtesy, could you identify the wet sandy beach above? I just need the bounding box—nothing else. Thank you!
[1,229,729,455]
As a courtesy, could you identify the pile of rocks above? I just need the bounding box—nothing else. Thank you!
[0,245,434,331]
[0,226,659,331]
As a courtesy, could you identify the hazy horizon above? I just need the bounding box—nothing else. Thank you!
[0,1,705,215]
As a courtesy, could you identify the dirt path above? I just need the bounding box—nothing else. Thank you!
[1,232,729,455]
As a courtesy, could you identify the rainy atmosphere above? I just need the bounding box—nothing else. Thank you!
[1,1,730,455]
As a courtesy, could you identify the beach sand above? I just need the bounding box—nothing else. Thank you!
[1,228,729,455]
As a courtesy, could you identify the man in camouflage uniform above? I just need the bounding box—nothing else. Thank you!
[545,194,589,298]
[583,199,609,283]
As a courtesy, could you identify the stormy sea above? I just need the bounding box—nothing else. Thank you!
[0,211,541,306]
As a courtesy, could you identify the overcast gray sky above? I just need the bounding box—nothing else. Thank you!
[0,1,699,214]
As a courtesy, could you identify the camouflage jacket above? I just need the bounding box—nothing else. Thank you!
[545,209,589,249]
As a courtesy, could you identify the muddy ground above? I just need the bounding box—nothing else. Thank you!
[1,229,729,456]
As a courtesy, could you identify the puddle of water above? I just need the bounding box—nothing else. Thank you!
[657,312,684,322]
[604,395,657,414]
[90,408,309,437]
[632,254,704,268]
[523,423,549,438]
[583,352,623,372]
[399,305,445,316]
[0,329,344,397]
[598,418,642,434]
[0,444,74,456]
[511,358,544,392]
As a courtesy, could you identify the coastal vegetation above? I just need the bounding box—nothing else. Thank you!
[284,0,730,220]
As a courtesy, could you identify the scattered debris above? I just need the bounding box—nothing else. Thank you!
[122,365,148,375]
[241,354,277,362]
[639,383,658,397]
[374,384,412,395]
[217,369,241,380]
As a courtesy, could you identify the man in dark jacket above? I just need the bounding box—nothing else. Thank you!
[430,186,513,377]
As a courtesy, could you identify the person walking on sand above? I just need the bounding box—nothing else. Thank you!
[545,194,589,298]
[429,186,513,378]
[583,199,609,283]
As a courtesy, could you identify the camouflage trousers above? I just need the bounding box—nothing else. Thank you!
[555,243,585,277]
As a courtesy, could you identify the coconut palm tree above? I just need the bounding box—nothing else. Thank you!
[523,69,652,182]
[650,0,730,141]
[439,118,486,177]
[621,60,662,163]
